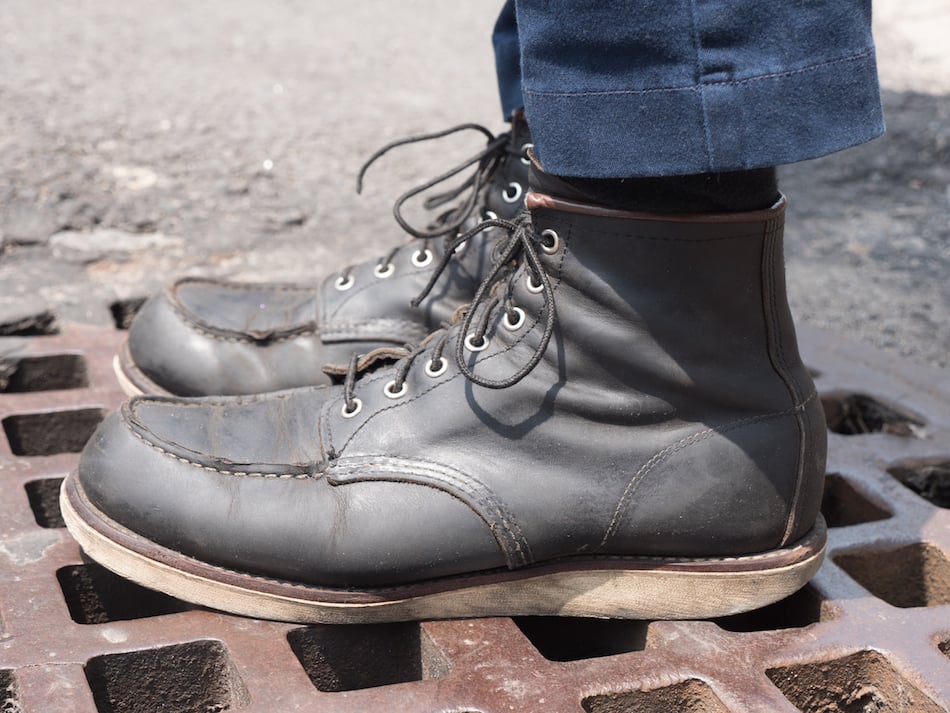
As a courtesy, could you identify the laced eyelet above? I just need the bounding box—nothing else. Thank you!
[520,143,534,165]
[373,262,394,279]
[424,357,448,378]
[484,210,498,220]
[464,333,490,352]
[453,235,468,255]
[383,380,408,399]
[501,182,523,204]
[411,249,433,268]
[502,306,526,331]
[526,274,544,294]
[540,229,560,255]
[341,398,362,418]
[334,274,355,291]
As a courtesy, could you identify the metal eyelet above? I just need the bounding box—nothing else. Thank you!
[334,274,355,291]
[484,210,498,220]
[520,143,534,165]
[501,182,523,204]
[540,229,560,255]
[411,249,433,268]
[502,306,526,331]
[383,380,408,399]
[341,398,362,418]
[373,263,394,279]
[464,333,490,352]
[424,357,448,378]
[526,274,544,294]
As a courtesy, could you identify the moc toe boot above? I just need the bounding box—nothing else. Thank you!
[116,118,534,397]
[63,191,827,623]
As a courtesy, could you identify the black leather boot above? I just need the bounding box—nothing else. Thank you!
[116,118,534,396]
[63,190,827,622]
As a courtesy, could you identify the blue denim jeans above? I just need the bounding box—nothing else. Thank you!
[492,0,883,177]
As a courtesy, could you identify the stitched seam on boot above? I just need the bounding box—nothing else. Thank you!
[325,226,571,458]
[167,297,319,343]
[760,217,811,546]
[168,282,322,341]
[599,392,818,549]
[122,400,319,479]
[329,454,532,568]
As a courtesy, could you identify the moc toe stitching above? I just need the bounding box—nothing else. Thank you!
[122,397,319,479]
[167,280,319,343]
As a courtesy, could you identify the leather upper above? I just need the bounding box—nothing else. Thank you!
[78,193,826,588]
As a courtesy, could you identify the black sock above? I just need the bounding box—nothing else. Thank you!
[529,163,779,214]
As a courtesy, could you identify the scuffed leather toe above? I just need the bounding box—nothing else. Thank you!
[76,388,501,587]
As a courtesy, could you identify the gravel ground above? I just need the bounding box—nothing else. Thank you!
[1,0,947,366]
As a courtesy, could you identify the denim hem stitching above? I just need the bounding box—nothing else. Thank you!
[522,48,875,99]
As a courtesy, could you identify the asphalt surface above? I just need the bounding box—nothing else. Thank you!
[1,0,948,366]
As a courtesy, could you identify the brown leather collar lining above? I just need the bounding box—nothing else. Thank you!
[526,191,786,224]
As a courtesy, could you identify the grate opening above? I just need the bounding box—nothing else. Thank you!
[85,640,249,713]
[25,478,66,528]
[57,564,192,624]
[2,407,106,456]
[1,670,21,713]
[886,457,950,509]
[582,678,728,713]
[287,622,449,693]
[713,585,834,633]
[0,354,89,393]
[834,542,950,608]
[0,310,58,337]
[821,473,891,527]
[109,298,148,330]
[767,649,944,713]
[514,617,651,662]
[820,391,924,437]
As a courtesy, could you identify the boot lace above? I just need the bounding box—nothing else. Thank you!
[334,123,518,289]
[340,213,556,414]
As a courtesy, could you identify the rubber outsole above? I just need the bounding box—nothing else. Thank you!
[61,474,826,624]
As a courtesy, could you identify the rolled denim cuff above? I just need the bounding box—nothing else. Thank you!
[523,48,884,177]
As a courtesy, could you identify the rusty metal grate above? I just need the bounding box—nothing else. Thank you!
[1,321,949,712]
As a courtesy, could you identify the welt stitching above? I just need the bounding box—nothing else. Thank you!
[600,392,818,547]
[122,526,818,598]
[522,49,874,98]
